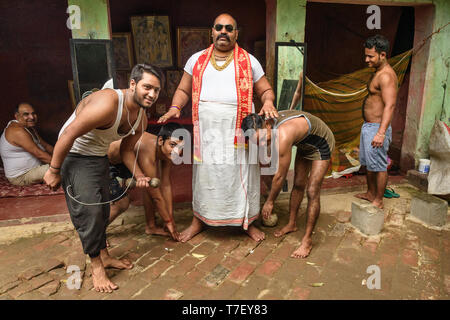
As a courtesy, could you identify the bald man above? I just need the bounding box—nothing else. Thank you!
[0,103,53,185]
[158,13,278,243]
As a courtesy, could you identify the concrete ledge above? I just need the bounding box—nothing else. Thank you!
[351,201,385,235]
[410,193,448,227]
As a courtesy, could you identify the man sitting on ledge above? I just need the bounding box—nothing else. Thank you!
[0,103,53,186]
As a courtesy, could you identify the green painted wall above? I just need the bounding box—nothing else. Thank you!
[415,0,450,160]
[68,0,110,39]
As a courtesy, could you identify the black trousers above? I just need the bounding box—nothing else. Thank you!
[61,153,110,258]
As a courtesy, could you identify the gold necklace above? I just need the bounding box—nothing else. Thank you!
[210,51,234,71]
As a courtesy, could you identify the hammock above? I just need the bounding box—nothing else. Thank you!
[299,49,412,177]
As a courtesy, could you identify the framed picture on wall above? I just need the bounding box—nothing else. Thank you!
[177,27,211,68]
[130,15,173,68]
[112,33,134,70]
[166,70,183,97]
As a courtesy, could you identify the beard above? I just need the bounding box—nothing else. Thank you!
[133,90,154,109]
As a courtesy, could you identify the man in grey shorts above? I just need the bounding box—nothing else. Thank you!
[355,35,398,209]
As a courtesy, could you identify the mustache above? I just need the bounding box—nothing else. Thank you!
[217,34,230,41]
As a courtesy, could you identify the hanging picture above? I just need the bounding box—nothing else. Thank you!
[166,70,183,97]
[177,27,211,68]
[130,15,173,68]
[112,33,134,70]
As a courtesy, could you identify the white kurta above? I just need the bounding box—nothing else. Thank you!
[185,50,264,229]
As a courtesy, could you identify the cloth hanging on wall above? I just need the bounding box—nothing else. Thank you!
[299,49,412,177]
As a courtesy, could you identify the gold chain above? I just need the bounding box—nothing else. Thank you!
[210,51,234,71]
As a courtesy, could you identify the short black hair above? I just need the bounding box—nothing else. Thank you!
[15,102,31,114]
[130,63,165,89]
[365,35,390,55]
[241,113,264,132]
[157,122,185,142]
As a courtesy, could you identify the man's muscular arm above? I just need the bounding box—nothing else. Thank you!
[160,159,174,221]
[254,76,278,119]
[9,128,52,163]
[138,151,179,241]
[44,91,117,189]
[262,135,292,218]
[289,71,304,110]
[157,72,192,123]
[372,73,397,148]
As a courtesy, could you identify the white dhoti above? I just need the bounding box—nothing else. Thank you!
[192,101,260,229]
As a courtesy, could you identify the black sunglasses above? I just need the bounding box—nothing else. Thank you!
[213,24,234,32]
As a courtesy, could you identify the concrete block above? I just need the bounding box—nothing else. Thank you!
[351,201,385,235]
[407,169,428,192]
[410,193,448,226]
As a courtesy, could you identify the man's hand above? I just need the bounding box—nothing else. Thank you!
[165,221,180,241]
[262,201,274,219]
[258,102,279,119]
[371,133,385,148]
[157,107,180,123]
[44,169,61,191]
[135,175,151,188]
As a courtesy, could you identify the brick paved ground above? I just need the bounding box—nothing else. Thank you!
[0,183,449,300]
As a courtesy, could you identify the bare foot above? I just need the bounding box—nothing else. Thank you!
[291,238,313,259]
[91,258,118,293]
[354,193,374,202]
[101,250,133,270]
[244,224,265,242]
[372,200,384,209]
[179,217,203,243]
[274,223,298,238]
[145,225,170,236]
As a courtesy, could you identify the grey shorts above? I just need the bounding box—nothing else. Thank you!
[359,122,392,172]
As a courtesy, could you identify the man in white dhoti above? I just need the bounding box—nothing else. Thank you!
[158,13,278,242]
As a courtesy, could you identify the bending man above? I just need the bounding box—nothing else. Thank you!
[44,64,179,293]
[107,124,184,236]
[242,110,335,258]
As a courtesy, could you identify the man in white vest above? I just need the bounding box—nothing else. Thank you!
[0,103,53,185]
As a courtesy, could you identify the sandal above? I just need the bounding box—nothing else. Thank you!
[384,188,400,198]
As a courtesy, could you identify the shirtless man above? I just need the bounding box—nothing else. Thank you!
[355,35,398,209]
[44,64,179,293]
[107,125,184,236]
[241,110,335,258]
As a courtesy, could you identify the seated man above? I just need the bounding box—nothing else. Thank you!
[107,123,185,236]
[242,110,335,258]
[0,103,53,185]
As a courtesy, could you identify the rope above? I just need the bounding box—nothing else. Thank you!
[304,21,450,97]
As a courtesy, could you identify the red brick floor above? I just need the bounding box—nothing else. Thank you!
[0,182,448,300]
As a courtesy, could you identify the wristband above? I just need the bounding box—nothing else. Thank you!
[49,165,60,171]
[376,133,385,137]
[170,105,181,111]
